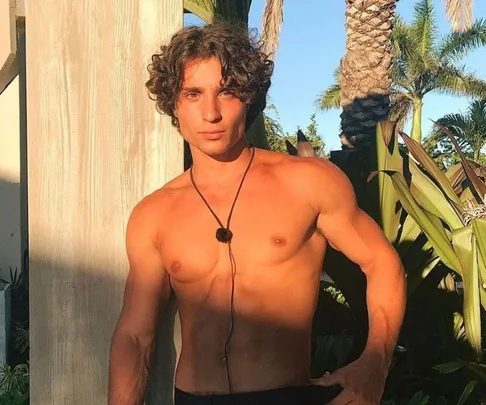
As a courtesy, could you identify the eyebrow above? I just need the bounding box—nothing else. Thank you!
[181,87,203,93]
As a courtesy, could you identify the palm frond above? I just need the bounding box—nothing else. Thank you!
[435,65,486,99]
[316,67,341,110]
[468,99,486,127]
[445,0,473,32]
[392,56,413,92]
[259,0,284,58]
[316,83,341,111]
[213,0,252,22]
[430,113,469,140]
[438,19,486,62]
[392,16,415,59]
[410,0,438,69]
[184,0,215,23]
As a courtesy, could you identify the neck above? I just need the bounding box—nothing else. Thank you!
[190,139,254,184]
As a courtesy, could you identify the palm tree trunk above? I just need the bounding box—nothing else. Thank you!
[411,98,423,142]
[474,146,481,163]
[339,0,397,150]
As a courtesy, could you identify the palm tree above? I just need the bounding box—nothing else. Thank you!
[330,0,398,150]
[183,0,284,150]
[426,99,486,163]
[319,0,486,144]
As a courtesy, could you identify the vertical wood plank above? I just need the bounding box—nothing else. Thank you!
[26,1,183,404]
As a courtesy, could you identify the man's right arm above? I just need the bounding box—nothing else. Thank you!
[108,196,171,405]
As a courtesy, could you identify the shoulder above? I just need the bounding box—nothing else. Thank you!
[126,173,188,238]
[259,151,357,213]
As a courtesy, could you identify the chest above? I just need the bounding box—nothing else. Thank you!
[158,182,320,283]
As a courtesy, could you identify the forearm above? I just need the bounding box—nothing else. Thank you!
[108,330,155,405]
[362,252,406,368]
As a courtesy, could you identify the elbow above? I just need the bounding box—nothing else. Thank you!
[362,250,405,281]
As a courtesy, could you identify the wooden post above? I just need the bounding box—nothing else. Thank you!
[26,1,183,404]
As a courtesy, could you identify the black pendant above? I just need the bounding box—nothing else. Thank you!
[216,227,233,243]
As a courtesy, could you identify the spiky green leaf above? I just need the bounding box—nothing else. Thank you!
[451,226,482,357]
[434,121,486,203]
[409,159,464,229]
[399,131,462,206]
[382,170,461,272]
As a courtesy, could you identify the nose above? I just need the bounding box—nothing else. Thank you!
[202,95,222,123]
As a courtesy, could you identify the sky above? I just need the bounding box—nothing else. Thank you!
[184,0,486,152]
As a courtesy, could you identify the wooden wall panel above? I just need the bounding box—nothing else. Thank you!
[26,1,183,404]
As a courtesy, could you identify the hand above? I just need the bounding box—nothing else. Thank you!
[311,354,388,404]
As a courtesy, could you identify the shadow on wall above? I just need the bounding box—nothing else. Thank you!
[28,254,180,405]
[0,179,21,281]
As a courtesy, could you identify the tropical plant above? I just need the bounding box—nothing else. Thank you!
[371,121,486,402]
[0,363,28,395]
[12,323,28,356]
[425,99,486,164]
[265,108,327,157]
[183,0,284,150]
[318,0,486,143]
[322,0,397,150]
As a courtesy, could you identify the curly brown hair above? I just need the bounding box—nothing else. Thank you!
[145,21,274,130]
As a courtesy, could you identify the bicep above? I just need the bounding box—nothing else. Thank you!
[116,201,171,342]
[315,161,396,271]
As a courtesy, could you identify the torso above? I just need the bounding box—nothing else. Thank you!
[156,149,328,394]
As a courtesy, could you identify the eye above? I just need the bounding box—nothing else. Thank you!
[220,89,236,98]
[185,92,199,99]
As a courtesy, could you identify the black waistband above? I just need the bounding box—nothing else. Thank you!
[174,384,342,405]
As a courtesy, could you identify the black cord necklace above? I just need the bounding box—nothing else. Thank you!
[189,144,255,396]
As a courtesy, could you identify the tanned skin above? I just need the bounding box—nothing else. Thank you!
[108,57,406,405]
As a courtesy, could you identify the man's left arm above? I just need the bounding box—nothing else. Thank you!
[310,159,406,403]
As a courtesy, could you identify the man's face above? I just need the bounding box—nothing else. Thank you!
[175,57,248,157]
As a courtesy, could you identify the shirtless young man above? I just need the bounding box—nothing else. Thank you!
[108,22,406,405]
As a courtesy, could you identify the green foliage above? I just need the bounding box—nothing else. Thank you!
[318,0,486,142]
[264,105,327,157]
[425,99,486,165]
[0,363,29,397]
[12,324,28,356]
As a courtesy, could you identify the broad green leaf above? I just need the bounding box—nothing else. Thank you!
[425,211,450,245]
[433,121,486,204]
[383,170,461,272]
[457,380,478,405]
[471,218,486,310]
[452,227,482,358]
[369,121,403,244]
[399,131,462,206]
[396,214,422,259]
[433,360,464,374]
[398,214,421,245]
[409,160,464,230]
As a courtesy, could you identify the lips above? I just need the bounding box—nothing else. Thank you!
[200,130,225,140]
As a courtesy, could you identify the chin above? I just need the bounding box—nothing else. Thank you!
[195,138,247,158]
